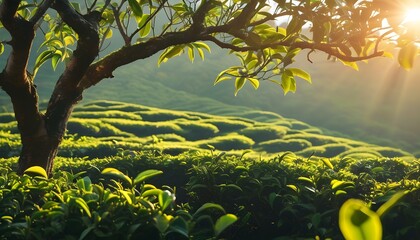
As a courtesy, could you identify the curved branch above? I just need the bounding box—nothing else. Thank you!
[79,29,201,90]
[203,35,384,62]
[30,0,54,25]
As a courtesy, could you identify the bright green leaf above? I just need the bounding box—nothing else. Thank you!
[376,191,406,217]
[158,190,174,211]
[73,197,92,218]
[339,59,359,71]
[24,166,48,179]
[51,53,61,70]
[321,158,334,170]
[234,77,246,96]
[128,0,143,17]
[0,43,4,55]
[398,42,418,70]
[134,169,163,185]
[247,78,260,89]
[339,199,382,240]
[194,203,225,217]
[287,68,312,83]
[214,214,238,237]
[101,168,132,186]
[193,42,211,53]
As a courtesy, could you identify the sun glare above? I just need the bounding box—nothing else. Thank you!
[404,8,420,23]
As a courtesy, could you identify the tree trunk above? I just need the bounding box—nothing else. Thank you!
[0,0,100,175]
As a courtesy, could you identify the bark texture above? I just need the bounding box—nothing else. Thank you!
[0,0,100,175]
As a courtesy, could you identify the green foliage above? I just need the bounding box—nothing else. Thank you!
[197,134,255,151]
[240,126,289,143]
[257,139,312,153]
[0,166,237,239]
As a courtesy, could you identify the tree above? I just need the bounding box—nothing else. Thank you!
[0,0,418,175]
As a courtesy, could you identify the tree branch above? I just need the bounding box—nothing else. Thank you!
[29,0,54,25]
[78,29,202,90]
[0,0,43,138]
[45,0,100,138]
[203,35,384,62]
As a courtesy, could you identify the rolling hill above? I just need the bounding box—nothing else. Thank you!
[0,100,416,161]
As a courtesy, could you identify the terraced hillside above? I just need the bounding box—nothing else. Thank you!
[0,100,415,162]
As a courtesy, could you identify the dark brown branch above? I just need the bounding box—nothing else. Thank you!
[203,35,384,62]
[79,29,202,89]
[191,0,212,32]
[45,0,100,138]
[29,0,54,25]
[227,0,260,29]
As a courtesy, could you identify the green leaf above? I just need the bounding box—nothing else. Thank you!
[321,158,333,170]
[339,199,382,240]
[331,179,354,190]
[73,197,92,218]
[194,203,225,217]
[247,78,260,89]
[286,184,298,192]
[154,214,172,233]
[158,190,174,211]
[128,0,143,17]
[281,70,294,95]
[169,217,189,238]
[234,77,246,96]
[376,191,406,217]
[33,50,54,77]
[101,168,132,186]
[134,169,163,185]
[398,42,418,70]
[287,68,312,83]
[51,53,61,70]
[214,214,238,237]
[339,59,359,71]
[24,166,48,179]
[214,69,231,85]
[0,43,4,55]
[298,176,314,185]
[137,14,151,37]
[142,188,163,197]
[79,226,95,240]
[193,42,211,53]
[158,46,184,66]
[119,190,133,204]
[187,46,195,63]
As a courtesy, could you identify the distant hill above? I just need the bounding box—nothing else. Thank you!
[1,34,419,154]
[0,100,416,160]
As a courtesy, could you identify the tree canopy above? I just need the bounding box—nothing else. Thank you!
[0,0,419,173]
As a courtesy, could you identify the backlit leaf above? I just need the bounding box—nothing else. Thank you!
[376,191,406,217]
[287,68,312,83]
[234,77,246,96]
[24,166,48,179]
[214,214,238,237]
[194,203,225,217]
[398,42,418,70]
[128,0,143,17]
[134,169,163,185]
[339,199,382,240]
[248,78,259,89]
[101,168,132,186]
